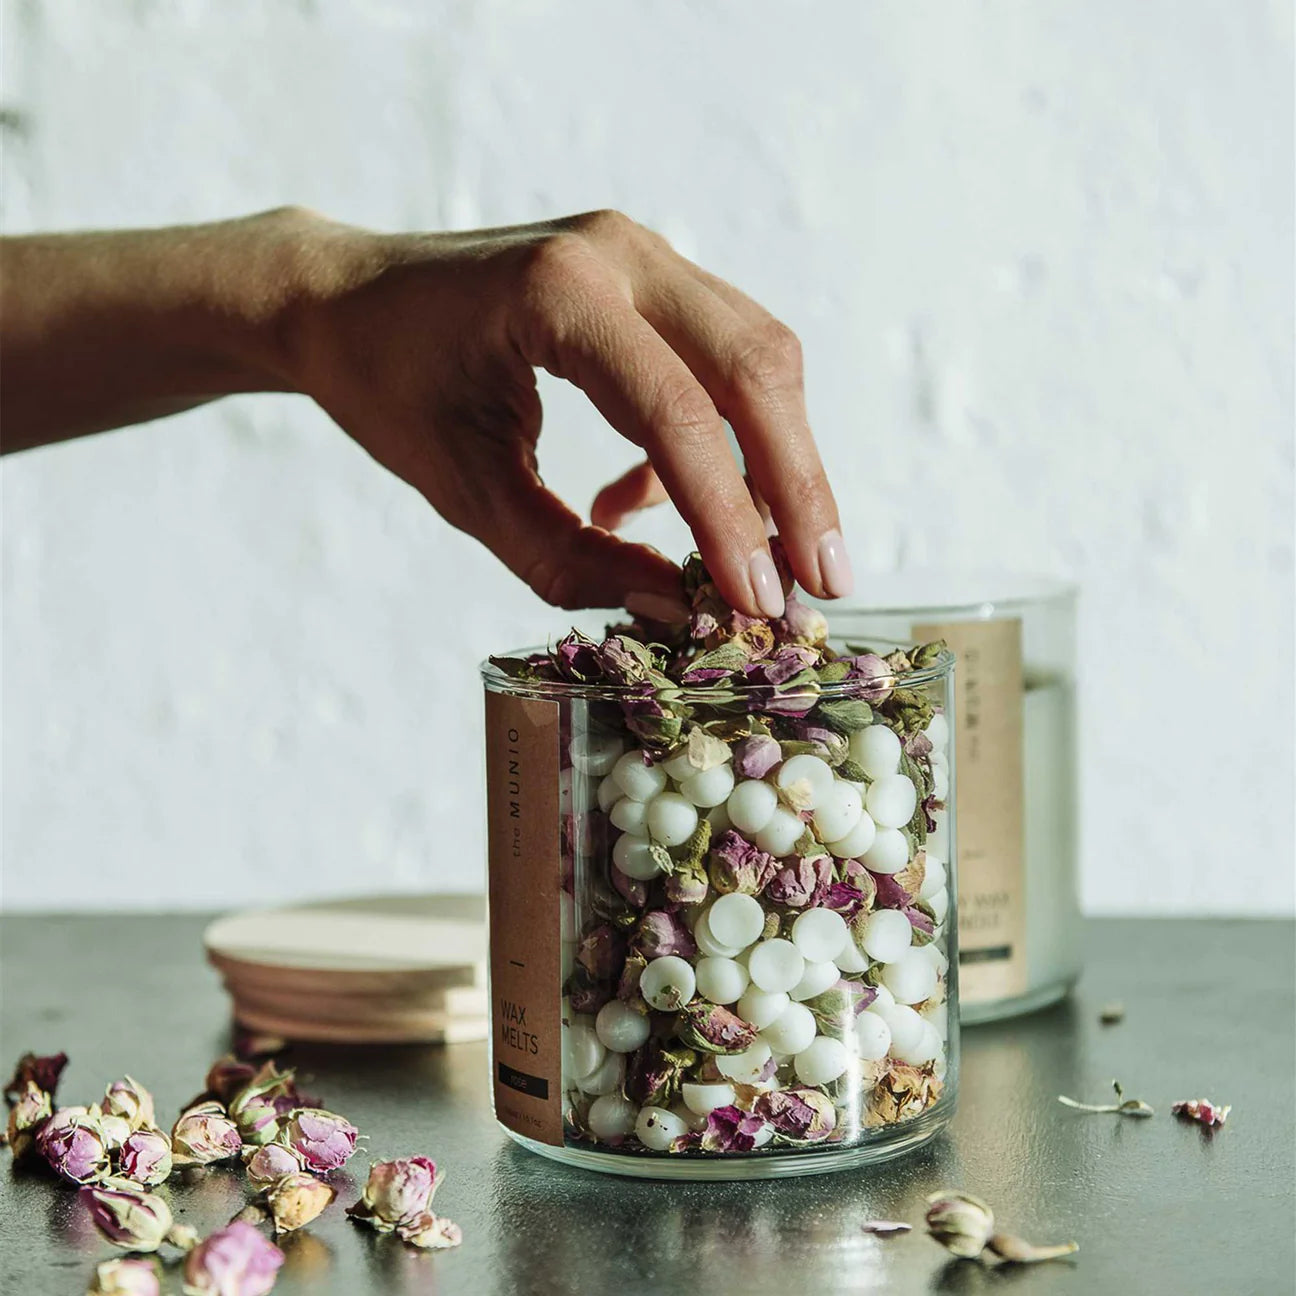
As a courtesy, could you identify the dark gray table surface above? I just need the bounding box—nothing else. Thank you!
[1,914,1292,1296]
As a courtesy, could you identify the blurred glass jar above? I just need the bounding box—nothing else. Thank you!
[481,640,958,1179]
[827,576,1079,1023]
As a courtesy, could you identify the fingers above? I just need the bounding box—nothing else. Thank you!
[635,264,852,599]
[591,458,668,531]
[511,248,783,617]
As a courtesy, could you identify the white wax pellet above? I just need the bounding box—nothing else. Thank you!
[871,984,897,1013]
[726,778,780,835]
[680,763,735,808]
[881,949,939,1005]
[661,750,697,782]
[775,754,835,810]
[670,1101,707,1132]
[812,780,864,844]
[588,1094,639,1141]
[759,1001,817,1055]
[737,986,790,1031]
[610,796,649,835]
[849,724,902,779]
[866,774,918,830]
[828,809,877,860]
[694,909,743,959]
[559,890,577,941]
[707,801,732,834]
[919,857,947,900]
[895,1021,942,1066]
[681,1082,738,1116]
[860,908,912,963]
[595,1000,651,1053]
[862,827,910,875]
[570,731,625,777]
[931,749,948,772]
[789,959,840,1002]
[833,937,870,974]
[751,1122,775,1148]
[920,942,950,975]
[635,1106,688,1151]
[559,768,597,815]
[639,956,696,1011]
[921,1001,949,1038]
[577,1050,625,1095]
[929,888,949,926]
[612,833,664,881]
[755,806,806,857]
[794,1035,850,1086]
[747,939,806,994]
[612,750,668,802]
[646,792,699,847]
[562,1022,604,1081]
[932,765,949,802]
[877,1003,925,1057]
[597,774,622,813]
[708,893,766,949]
[714,1040,773,1084]
[695,956,749,1005]
[854,1010,892,1061]
[791,908,851,963]
[928,810,950,860]
[925,712,950,751]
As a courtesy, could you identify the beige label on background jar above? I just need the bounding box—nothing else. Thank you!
[485,690,564,1146]
[913,616,1027,1002]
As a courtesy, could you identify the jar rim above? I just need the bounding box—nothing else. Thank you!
[479,636,955,701]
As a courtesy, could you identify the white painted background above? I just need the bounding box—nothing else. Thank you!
[2,1,1292,915]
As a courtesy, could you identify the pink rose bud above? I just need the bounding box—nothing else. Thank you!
[103,1077,156,1131]
[171,1101,242,1166]
[264,1170,336,1232]
[204,1056,257,1105]
[398,1212,463,1250]
[347,1157,439,1232]
[95,1110,133,1152]
[3,1049,68,1104]
[6,1079,52,1160]
[277,1108,357,1172]
[228,1062,302,1146]
[117,1129,172,1187]
[38,1108,111,1184]
[80,1183,177,1253]
[243,1142,305,1191]
[86,1256,161,1296]
[182,1221,284,1296]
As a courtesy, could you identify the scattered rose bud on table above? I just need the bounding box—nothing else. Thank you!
[183,1221,284,1296]
[117,1129,173,1187]
[925,1190,1078,1265]
[4,1050,68,1104]
[81,1181,195,1253]
[86,1256,161,1296]
[6,1079,53,1160]
[243,1142,306,1190]
[172,1101,242,1165]
[102,1077,156,1131]
[276,1107,358,1172]
[263,1170,337,1232]
[39,1108,112,1184]
[1172,1098,1231,1128]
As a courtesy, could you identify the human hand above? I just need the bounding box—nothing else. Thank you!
[280,208,852,619]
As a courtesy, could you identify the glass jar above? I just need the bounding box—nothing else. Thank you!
[828,576,1079,1023]
[480,639,958,1179]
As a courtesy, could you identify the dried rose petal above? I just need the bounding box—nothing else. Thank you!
[398,1212,463,1250]
[699,1105,768,1153]
[4,1050,68,1105]
[1171,1098,1231,1128]
[861,1220,911,1236]
[708,831,778,896]
[754,1087,836,1142]
[183,1221,284,1296]
[731,734,782,779]
[576,924,627,980]
[625,1041,697,1108]
[678,1002,758,1055]
[276,1108,358,1172]
[765,855,832,909]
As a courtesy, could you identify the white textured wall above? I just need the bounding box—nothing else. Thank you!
[2,1,1292,916]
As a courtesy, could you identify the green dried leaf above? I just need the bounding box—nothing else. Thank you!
[814,698,873,733]
[816,661,851,685]
[837,759,867,783]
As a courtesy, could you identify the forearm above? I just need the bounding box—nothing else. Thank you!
[0,208,340,453]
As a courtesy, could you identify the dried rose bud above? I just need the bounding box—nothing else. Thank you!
[4,1050,68,1105]
[102,1077,155,1131]
[86,1257,161,1296]
[765,855,833,909]
[625,1041,698,1108]
[276,1108,358,1172]
[243,1141,306,1190]
[81,1182,180,1253]
[576,924,627,980]
[228,1062,301,1146]
[699,1105,768,1153]
[565,967,614,1016]
[631,910,698,960]
[264,1170,336,1232]
[398,1212,463,1250]
[924,1191,995,1259]
[38,1107,111,1184]
[754,1087,836,1143]
[347,1156,440,1232]
[731,734,782,780]
[6,1079,52,1160]
[663,860,709,906]
[96,1111,133,1152]
[183,1221,284,1296]
[171,1101,242,1166]
[708,830,778,897]
[772,596,829,648]
[597,635,658,684]
[678,1002,758,1055]
[117,1129,172,1187]
[838,654,896,704]
[204,1056,257,1105]
[616,950,648,1002]
[1171,1098,1231,1128]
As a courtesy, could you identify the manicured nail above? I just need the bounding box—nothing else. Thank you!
[817,530,855,598]
[626,591,691,624]
[748,549,786,618]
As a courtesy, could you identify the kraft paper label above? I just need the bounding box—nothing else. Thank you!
[485,690,564,1146]
[913,616,1027,1002]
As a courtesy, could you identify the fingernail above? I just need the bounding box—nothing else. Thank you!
[626,591,691,624]
[748,549,786,618]
[817,530,855,598]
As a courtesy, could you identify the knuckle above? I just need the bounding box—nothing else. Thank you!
[652,381,719,445]
[520,550,583,610]
[521,233,593,291]
[730,322,803,392]
[571,207,636,242]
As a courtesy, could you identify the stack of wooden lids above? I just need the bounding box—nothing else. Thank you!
[204,894,487,1045]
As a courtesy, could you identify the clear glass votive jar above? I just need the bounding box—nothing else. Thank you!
[826,576,1079,1024]
[480,640,958,1179]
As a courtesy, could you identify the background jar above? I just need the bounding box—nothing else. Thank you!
[481,641,958,1179]
[825,577,1078,1024]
